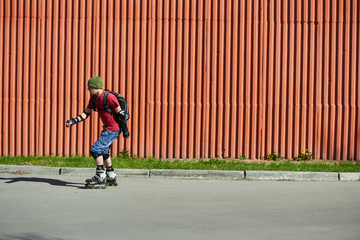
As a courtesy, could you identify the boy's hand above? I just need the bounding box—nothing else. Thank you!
[66,120,74,128]
[123,128,130,138]
[120,121,130,138]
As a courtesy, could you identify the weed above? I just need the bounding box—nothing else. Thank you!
[264,152,284,161]
[119,148,130,158]
[237,155,246,160]
[294,149,314,161]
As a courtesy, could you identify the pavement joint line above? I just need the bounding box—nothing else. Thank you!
[1,165,360,181]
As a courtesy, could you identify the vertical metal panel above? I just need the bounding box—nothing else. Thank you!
[195,0,204,159]
[0,0,4,156]
[0,0,359,161]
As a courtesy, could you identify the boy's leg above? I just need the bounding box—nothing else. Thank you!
[86,130,112,188]
[103,154,117,186]
[89,129,120,187]
[89,152,106,178]
[85,154,107,189]
[95,155,104,166]
[90,129,118,167]
[103,154,112,167]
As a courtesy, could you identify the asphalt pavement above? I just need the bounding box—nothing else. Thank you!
[0,170,359,240]
[1,165,360,181]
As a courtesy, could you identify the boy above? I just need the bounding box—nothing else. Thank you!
[66,76,129,188]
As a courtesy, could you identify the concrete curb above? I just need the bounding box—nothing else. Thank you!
[0,165,60,175]
[0,165,150,178]
[1,165,359,181]
[59,168,150,178]
[150,169,244,180]
[338,172,360,181]
[245,170,340,181]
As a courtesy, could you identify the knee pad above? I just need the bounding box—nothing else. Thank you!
[90,151,101,160]
[103,154,110,161]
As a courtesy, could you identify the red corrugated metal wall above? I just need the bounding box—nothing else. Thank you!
[0,0,359,160]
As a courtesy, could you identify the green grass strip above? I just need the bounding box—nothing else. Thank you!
[1,156,360,172]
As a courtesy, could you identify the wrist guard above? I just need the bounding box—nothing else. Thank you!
[67,111,90,127]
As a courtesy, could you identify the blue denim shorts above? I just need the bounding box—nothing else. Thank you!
[90,129,121,155]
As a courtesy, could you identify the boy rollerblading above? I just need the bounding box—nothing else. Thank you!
[66,76,130,189]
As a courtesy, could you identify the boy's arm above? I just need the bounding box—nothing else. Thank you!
[113,106,121,115]
[114,106,130,138]
[66,108,92,128]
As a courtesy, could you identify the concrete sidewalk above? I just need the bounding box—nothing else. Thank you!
[1,172,360,240]
[1,164,359,181]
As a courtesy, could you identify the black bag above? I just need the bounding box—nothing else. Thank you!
[91,90,130,120]
[91,90,130,137]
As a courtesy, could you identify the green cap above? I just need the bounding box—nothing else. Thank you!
[88,76,103,89]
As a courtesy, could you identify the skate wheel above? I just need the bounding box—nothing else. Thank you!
[85,184,107,189]
[108,183,118,186]
[106,182,118,186]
